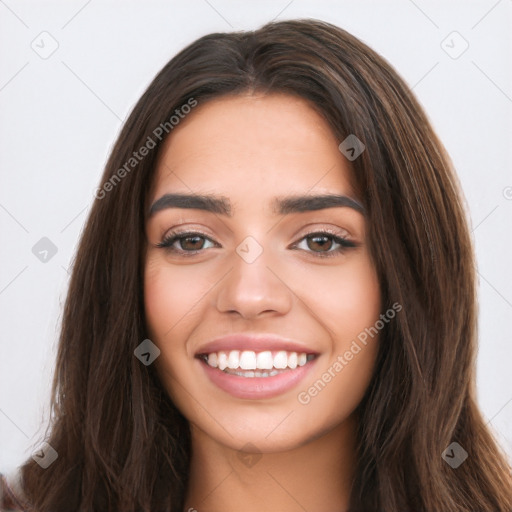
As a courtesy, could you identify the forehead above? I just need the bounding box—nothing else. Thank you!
[150,93,357,206]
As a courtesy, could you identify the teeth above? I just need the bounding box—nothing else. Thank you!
[202,349,313,372]
[227,350,240,369]
[273,351,288,369]
[239,350,257,370]
[207,353,218,368]
[256,351,273,370]
[224,368,282,377]
[218,351,228,371]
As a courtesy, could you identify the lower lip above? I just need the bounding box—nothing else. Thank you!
[198,357,317,399]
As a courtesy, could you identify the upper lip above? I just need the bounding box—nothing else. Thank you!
[195,333,319,356]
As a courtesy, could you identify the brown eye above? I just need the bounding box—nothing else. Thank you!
[306,234,334,252]
[156,232,217,253]
[178,235,206,251]
[293,231,357,258]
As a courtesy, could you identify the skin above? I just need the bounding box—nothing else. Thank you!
[144,93,382,512]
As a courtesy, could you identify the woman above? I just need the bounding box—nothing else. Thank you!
[2,18,511,512]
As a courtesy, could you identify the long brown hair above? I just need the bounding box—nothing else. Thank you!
[18,18,512,511]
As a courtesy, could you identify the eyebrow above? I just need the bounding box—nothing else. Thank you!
[148,193,365,217]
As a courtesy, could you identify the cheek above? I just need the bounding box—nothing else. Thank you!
[143,257,205,400]
[291,252,381,342]
[143,256,211,343]
[333,261,381,339]
[290,254,381,423]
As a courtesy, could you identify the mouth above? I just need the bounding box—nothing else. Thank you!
[195,348,318,399]
[197,350,316,377]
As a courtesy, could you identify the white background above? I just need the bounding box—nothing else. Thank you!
[1,0,511,474]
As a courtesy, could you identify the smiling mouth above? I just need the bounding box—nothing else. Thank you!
[197,349,317,378]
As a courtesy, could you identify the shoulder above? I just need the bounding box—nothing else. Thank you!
[0,470,30,512]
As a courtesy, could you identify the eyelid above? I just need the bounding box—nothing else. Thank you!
[287,223,358,251]
[159,224,215,240]
[293,224,352,240]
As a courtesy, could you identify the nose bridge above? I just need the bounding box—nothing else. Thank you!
[215,235,293,318]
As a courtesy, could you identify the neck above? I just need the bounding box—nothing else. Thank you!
[183,414,358,512]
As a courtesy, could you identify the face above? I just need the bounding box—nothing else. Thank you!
[144,93,381,453]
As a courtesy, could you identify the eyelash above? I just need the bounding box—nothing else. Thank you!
[155,229,357,258]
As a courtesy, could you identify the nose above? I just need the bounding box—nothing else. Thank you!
[215,239,294,319]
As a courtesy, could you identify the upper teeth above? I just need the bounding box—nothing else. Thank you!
[204,350,311,371]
